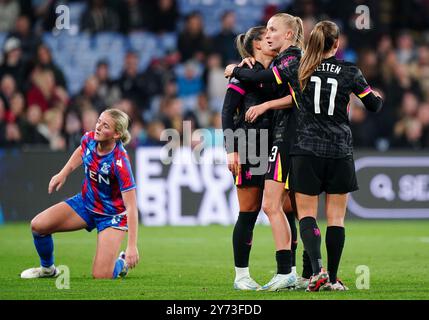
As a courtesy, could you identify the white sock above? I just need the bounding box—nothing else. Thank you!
[292,266,297,274]
[235,267,250,280]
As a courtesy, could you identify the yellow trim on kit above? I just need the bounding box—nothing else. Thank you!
[285,174,290,190]
[273,68,283,85]
[288,83,299,109]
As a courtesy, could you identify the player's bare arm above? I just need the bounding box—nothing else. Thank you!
[122,189,139,269]
[246,95,294,123]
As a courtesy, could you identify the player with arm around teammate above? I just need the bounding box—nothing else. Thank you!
[225,13,312,291]
[281,21,383,291]
[20,108,139,279]
[223,26,283,290]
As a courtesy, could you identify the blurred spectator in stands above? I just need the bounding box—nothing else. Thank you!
[349,100,378,148]
[94,60,121,107]
[111,99,138,124]
[128,116,145,148]
[0,0,20,32]
[392,118,424,149]
[117,0,145,33]
[117,51,151,113]
[32,0,61,32]
[392,63,423,100]
[393,92,419,142]
[72,75,105,113]
[5,92,25,124]
[0,74,17,108]
[410,45,429,102]
[302,16,316,46]
[418,103,429,148]
[0,37,25,88]
[139,119,166,147]
[336,34,356,63]
[325,0,379,50]
[177,11,211,62]
[34,44,66,88]
[64,109,82,150]
[80,0,120,33]
[204,53,227,112]
[357,48,382,88]
[283,0,320,20]
[1,121,22,147]
[81,107,99,133]
[0,97,7,145]
[22,104,49,146]
[194,93,211,129]
[139,58,166,116]
[27,69,68,113]
[200,111,223,148]
[8,15,41,63]
[159,96,183,132]
[149,0,179,33]
[395,31,417,65]
[211,11,239,66]
[377,34,394,60]
[176,60,204,111]
[260,4,278,25]
[38,107,66,150]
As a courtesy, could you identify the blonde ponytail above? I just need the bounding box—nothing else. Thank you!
[298,20,339,90]
[235,33,248,58]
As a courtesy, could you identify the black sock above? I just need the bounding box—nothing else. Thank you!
[302,250,313,279]
[326,226,345,283]
[299,217,323,275]
[285,211,297,267]
[276,250,292,274]
[232,211,259,267]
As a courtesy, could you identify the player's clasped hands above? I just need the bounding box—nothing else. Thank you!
[48,173,67,194]
[125,246,139,269]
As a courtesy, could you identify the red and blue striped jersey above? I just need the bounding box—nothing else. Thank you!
[80,131,136,215]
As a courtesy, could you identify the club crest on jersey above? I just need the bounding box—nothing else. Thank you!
[101,163,111,175]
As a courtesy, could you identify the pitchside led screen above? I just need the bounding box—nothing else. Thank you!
[0,148,428,223]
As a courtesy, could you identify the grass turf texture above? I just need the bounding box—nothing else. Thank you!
[0,221,428,300]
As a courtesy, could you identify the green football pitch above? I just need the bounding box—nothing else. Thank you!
[1,220,428,300]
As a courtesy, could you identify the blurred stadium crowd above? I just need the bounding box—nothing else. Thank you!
[0,0,429,151]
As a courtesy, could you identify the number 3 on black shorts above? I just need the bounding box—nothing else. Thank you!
[269,146,278,162]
